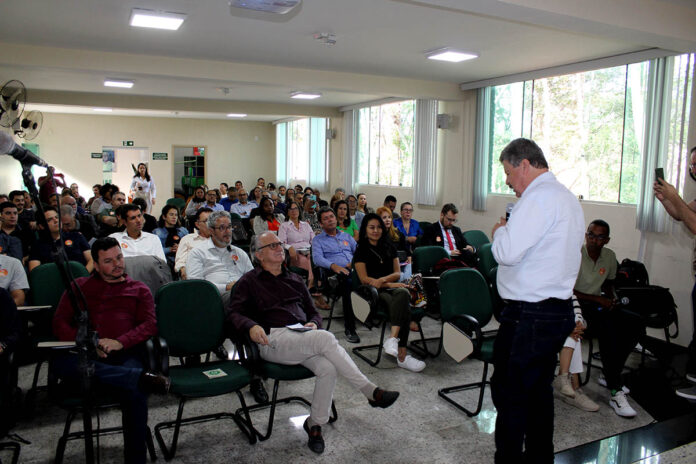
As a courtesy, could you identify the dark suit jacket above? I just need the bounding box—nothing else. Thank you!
[421,222,470,251]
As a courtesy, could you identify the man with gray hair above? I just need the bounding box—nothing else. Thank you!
[228,231,399,454]
[490,138,585,463]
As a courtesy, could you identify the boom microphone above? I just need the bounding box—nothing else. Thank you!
[0,131,48,167]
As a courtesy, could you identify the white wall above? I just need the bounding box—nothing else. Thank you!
[1,114,276,204]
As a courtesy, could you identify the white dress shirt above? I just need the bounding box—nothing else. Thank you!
[492,171,585,302]
[186,238,253,293]
[174,230,210,272]
[109,230,166,262]
[230,202,255,218]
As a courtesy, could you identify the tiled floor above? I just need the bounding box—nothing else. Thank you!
[4,311,695,463]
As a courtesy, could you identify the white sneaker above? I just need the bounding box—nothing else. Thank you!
[675,386,696,401]
[382,337,399,357]
[686,373,696,384]
[598,373,630,394]
[397,355,426,372]
[553,373,575,398]
[609,391,637,418]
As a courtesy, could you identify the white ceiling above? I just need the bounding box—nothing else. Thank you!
[0,0,694,121]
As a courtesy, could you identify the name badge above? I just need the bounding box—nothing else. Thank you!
[599,268,606,275]
[436,236,441,242]
[231,255,239,261]
[65,240,73,246]
[121,243,128,249]
[343,240,349,246]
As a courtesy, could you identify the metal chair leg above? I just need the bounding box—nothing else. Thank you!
[438,362,490,417]
[352,319,389,367]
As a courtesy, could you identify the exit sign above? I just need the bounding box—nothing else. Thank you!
[122,141,134,146]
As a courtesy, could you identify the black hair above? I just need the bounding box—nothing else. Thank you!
[91,237,121,263]
[9,190,24,201]
[589,219,610,237]
[304,187,314,194]
[92,184,101,189]
[441,203,458,215]
[317,206,335,223]
[118,203,141,220]
[99,183,113,198]
[194,207,213,223]
[254,196,275,221]
[333,200,351,228]
[384,195,397,204]
[131,197,148,211]
[220,182,229,188]
[357,212,387,247]
[159,204,181,228]
[267,182,276,190]
[133,162,151,181]
[0,201,17,214]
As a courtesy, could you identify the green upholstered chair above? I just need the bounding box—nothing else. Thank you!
[165,197,186,214]
[409,246,449,357]
[463,229,490,251]
[413,220,431,248]
[476,243,497,282]
[438,268,496,417]
[153,280,256,460]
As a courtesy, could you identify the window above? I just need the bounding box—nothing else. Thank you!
[357,100,415,187]
[276,118,328,188]
[487,54,693,204]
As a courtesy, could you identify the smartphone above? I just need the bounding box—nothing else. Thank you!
[655,167,665,185]
[309,195,317,202]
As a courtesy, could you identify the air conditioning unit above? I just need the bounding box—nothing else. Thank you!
[229,0,301,15]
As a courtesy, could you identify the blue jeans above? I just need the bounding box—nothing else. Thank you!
[52,351,148,464]
[491,299,575,464]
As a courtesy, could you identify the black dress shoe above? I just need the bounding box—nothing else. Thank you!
[213,345,229,360]
[368,388,399,408]
[138,371,171,395]
[249,378,269,404]
[345,330,360,344]
[303,418,325,454]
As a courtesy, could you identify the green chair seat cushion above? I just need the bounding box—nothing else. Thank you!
[261,362,314,381]
[170,360,251,398]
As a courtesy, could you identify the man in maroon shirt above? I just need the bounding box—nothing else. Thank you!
[52,237,168,464]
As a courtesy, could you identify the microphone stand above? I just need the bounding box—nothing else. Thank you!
[23,163,98,463]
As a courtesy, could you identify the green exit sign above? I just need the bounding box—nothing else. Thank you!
[122,141,134,146]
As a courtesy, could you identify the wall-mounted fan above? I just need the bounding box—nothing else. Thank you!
[17,110,43,140]
[0,80,26,128]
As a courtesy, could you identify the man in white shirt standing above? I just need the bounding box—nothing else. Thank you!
[490,138,585,464]
[109,204,166,262]
[174,207,213,279]
[186,211,253,305]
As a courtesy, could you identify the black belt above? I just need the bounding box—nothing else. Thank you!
[503,298,571,306]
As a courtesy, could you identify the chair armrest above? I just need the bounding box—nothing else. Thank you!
[228,329,261,367]
[450,314,483,352]
[355,284,378,306]
[153,336,170,376]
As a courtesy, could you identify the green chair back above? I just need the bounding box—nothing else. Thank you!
[463,230,490,250]
[29,261,90,308]
[155,280,225,357]
[439,268,493,328]
[476,243,497,279]
[412,246,449,275]
[488,266,503,319]
[229,212,242,220]
[166,197,186,212]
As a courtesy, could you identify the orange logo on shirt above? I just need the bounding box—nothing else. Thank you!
[173,236,179,241]
[122,243,128,249]
[65,240,73,246]
[436,236,442,242]
[343,241,349,246]
[0,246,3,253]
[599,268,606,275]
[0,269,7,277]
[231,255,239,261]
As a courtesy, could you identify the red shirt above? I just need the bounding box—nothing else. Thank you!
[53,274,157,350]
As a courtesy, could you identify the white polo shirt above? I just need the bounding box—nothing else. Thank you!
[0,254,29,292]
[109,230,166,262]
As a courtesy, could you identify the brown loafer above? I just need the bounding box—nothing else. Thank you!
[138,371,171,395]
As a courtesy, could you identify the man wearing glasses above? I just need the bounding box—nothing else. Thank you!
[421,203,476,264]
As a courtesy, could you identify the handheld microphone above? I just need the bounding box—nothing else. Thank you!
[505,203,514,221]
[0,131,48,168]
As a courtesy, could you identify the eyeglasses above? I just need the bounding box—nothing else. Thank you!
[402,208,413,213]
[258,242,283,251]
[586,232,608,240]
[212,224,233,231]
[443,216,457,223]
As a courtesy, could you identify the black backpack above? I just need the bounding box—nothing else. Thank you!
[229,216,248,243]
[615,258,649,287]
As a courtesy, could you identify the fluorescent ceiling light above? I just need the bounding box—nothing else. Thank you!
[104,79,134,89]
[93,108,113,112]
[129,8,186,30]
[226,113,247,118]
[426,48,478,63]
[290,91,322,100]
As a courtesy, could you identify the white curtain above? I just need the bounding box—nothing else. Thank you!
[275,123,287,187]
[636,57,674,233]
[413,99,438,205]
[342,109,357,193]
[308,118,327,191]
[472,87,492,211]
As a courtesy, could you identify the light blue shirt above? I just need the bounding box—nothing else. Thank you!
[312,230,356,269]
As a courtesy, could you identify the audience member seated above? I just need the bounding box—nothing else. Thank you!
[278,201,328,310]
[61,195,99,241]
[91,183,117,216]
[234,180,243,192]
[421,203,476,266]
[174,207,213,279]
[252,197,285,236]
[277,185,287,201]
[96,190,127,237]
[219,182,228,196]
[220,187,238,212]
[227,231,399,454]
[203,189,224,212]
[556,220,645,418]
[153,204,189,270]
[109,204,166,262]
[28,208,93,272]
[377,207,412,281]
[0,253,28,306]
[52,237,169,464]
[0,201,34,261]
[0,231,23,261]
[301,194,322,234]
[230,189,254,218]
[383,195,399,219]
[69,183,87,209]
[131,198,157,233]
[10,190,36,231]
[346,195,364,228]
[329,191,344,210]
[86,184,101,211]
[271,192,286,216]
[60,189,88,216]
[312,206,360,343]
[393,202,422,248]
[0,194,8,203]
[357,193,374,215]
[354,214,426,372]
[186,210,253,306]
[184,186,207,217]
[249,186,264,207]
[334,200,359,240]
[256,177,266,189]
[0,287,21,437]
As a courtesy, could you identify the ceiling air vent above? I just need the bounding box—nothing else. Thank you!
[229,0,301,15]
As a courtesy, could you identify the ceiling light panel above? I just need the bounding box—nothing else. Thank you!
[104,79,134,88]
[130,8,186,30]
[290,91,322,100]
[226,113,247,118]
[426,48,478,63]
